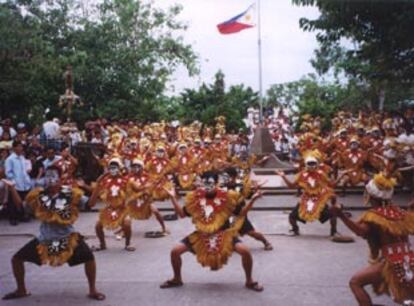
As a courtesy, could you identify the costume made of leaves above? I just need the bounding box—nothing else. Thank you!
[294,169,334,222]
[26,187,84,266]
[359,206,414,302]
[184,189,243,270]
[125,172,153,220]
[98,175,128,229]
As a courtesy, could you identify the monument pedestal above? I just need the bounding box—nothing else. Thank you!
[250,127,296,174]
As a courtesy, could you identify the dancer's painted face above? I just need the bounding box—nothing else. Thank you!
[131,164,142,174]
[109,164,120,176]
[156,149,165,158]
[203,177,216,193]
[350,142,359,150]
[178,146,187,154]
[45,169,60,188]
[306,161,318,171]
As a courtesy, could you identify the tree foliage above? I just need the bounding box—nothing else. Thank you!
[267,74,371,129]
[292,0,414,110]
[0,0,198,125]
[177,71,258,132]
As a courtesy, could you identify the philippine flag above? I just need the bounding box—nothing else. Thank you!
[217,4,255,35]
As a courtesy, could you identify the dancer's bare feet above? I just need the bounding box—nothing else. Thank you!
[245,281,264,292]
[264,243,273,251]
[2,290,31,300]
[88,291,106,301]
[91,245,107,252]
[124,245,136,252]
[160,279,183,289]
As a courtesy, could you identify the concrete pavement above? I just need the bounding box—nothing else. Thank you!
[1,194,413,306]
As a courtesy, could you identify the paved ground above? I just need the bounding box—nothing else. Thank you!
[0,193,413,306]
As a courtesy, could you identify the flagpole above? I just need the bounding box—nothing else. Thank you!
[257,0,264,124]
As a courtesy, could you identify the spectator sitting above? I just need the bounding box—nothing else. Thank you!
[0,118,17,139]
[42,147,62,170]
[0,131,13,150]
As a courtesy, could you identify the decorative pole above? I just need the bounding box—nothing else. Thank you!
[257,0,264,123]
[58,65,83,122]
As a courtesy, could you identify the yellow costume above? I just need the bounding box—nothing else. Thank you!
[171,150,197,190]
[184,189,242,270]
[360,173,414,302]
[360,206,414,301]
[26,187,84,266]
[340,144,368,186]
[98,175,128,230]
[126,172,153,220]
[295,151,334,222]
[145,151,174,201]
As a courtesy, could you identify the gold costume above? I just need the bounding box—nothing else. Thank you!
[184,189,242,270]
[295,169,334,222]
[126,173,153,220]
[360,206,414,302]
[26,187,84,266]
[98,176,128,229]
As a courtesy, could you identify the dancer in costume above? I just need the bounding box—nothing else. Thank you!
[331,173,414,306]
[276,150,339,236]
[194,137,214,175]
[189,137,204,160]
[53,143,78,183]
[160,171,264,291]
[210,134,229,169]
[2,166,105,301]
[171,143,197,190]
[223,167,273,251]
[126,157,168,234]
[366,127,384,172]
[230,146,269,179]
[339,137,369,196]
[329,127,349,179]
[145,144,174,201]
[89,157,135,251]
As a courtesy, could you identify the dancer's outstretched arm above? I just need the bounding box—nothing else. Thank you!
[275,170,296,189]
[164,187,186,218]
[331,204,370,238]
[240,191,263,217]
[88,175,106,208]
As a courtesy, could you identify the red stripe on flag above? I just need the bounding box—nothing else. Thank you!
[217,22,254,34]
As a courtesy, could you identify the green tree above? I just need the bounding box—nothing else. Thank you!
[0,0,198,125]
[267,74,369,130]
[178,71,258,132]
[293,0,414,110]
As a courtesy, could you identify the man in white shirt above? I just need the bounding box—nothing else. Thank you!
[42,118,60,140]
[5,141,31,225]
